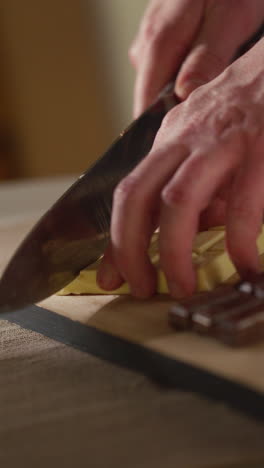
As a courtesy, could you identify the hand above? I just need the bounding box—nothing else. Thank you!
[130,0,264,117]
[97,39,264,298]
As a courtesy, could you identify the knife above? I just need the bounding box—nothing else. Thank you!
[0,82,178,313]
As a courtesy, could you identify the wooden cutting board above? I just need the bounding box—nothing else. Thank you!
[1,217,264,419]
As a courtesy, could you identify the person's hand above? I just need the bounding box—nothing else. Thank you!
[130,0,264,117]
[97,39,264,298]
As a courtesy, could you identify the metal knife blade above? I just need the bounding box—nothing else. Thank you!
[0,83,178,313]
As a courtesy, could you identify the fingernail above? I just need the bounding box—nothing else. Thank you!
[97,262,124,290]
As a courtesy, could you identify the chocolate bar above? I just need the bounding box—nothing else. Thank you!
[169,284,243,331]
[238,273,264,299]
[169,274,264,346]
[215,302,264,347]
[169,291,208,330]
[192,295,261,335]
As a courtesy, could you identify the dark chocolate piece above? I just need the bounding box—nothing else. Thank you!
[192,295,261,335]
[169,274,264,346]
[169,284,241,331]
[215,302,264,347]
[237,273,264,299]
[250,273,264,299]
[169,292,207,330]
[237,280,254,295]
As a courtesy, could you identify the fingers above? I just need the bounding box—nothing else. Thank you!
[176,0,264,99]
[100,144,188,298]
[97,244,124,291]
[128,0,161,69]
[159,204,197,297]
[132,0,204,117]
[198,177,233,229]
[111,175,157,298]
[199,198,227,230]
[226,145,264,277]
[132,0,264,113]
[159,136,242,296]
[104,129,242,298]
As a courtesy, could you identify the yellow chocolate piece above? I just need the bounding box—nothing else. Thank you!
[210,226,225,231]
[58,226,264,296]
[193,230,225,254]
[208,238,226,253]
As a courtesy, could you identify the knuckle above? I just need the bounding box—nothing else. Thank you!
[220,65,236,86]
[114,176,140,205]
[160,111,174,132]
[183,87,206,116]
[225,106,245,124]
[159,107,180,133]
[147,33,165,58]
[142,20,163,48]
[154,116,175,145]
[128,41,139,66]
[135,4,164,53]
[215,106,247,136]
[143,21,156,41]
[162,184,192,207]
[142,20,176,55]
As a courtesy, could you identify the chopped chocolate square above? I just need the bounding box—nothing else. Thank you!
[169,284,241,331]
[192,295,260,335]
[215,302,264,347]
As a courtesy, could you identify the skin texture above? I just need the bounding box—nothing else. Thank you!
[97,1,264,299]
[130,0,264,117]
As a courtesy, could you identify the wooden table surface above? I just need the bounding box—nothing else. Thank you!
[0,177,263,468]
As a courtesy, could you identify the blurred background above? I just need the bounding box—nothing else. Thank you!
[0,0,149,181]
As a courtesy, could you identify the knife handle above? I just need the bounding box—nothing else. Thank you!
[158,79,176,98]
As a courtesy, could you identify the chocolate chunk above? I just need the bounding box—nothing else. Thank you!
[169,284,241,331]
[169,292,207,330]
[237,273,264,299]
[169,277,264,346]
[250,273,264,299]
[192,294,260,335]
[237,280,254,295]
[215,302,264,347]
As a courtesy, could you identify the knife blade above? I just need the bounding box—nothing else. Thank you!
[0,82,178,313]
